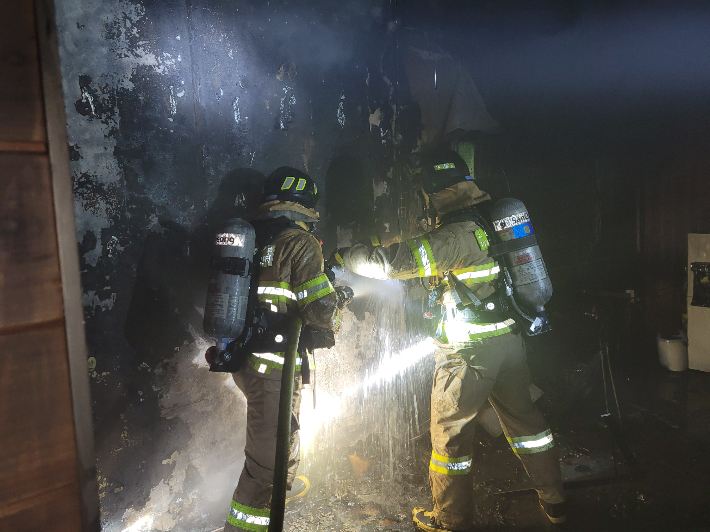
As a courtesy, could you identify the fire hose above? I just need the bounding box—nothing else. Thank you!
[268,316,302,532]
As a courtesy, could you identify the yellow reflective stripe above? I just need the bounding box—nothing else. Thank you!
[227,501,270,531]
[294,273,329,292]
[431,451,471,463]
[281,176,295,190]
[429,452,473,476]
[370,235,381,247]
[257,286,296,300]
[295,177,307,191]
[259,281,292,290]
[250,353,312,374]
[406,237,437,277]
[442,262,499,287]
[443,319,515,342]
[420,238,437,276]
[298,286,334,307]
[453,262,496,274]
[407,239,426,277]
[333,252,344,266]
[507,429,555,455]
[457,266,500,285]
[294,274,335,307]
[257,294,296,309]
[434,162,455,170]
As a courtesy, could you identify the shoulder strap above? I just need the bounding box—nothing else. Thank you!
[251,216,297,251]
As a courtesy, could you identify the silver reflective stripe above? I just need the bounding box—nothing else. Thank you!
[456,318,516,334]
[507,429,555,455]
[429,452,473,476]
[252,353,303,366]
[230,507,270,526]
[511,433,554,450]
[257,286,296,300]
[416,239,433,276]
[456,266,500,280]
[296,281,330,301]
[433,459,472,471]
[252,352,285,364]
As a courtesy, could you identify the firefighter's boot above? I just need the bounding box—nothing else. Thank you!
[540,498,567,524]
[413,507,471,532]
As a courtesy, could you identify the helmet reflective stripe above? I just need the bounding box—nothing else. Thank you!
[434,162,456,170]
[429,451,473,476]
[296,178,307,191]
[406,236,437,277]
[281,176,296,190]
[294,273,334,307]
[227,501,270,531]
[507,429,555,455]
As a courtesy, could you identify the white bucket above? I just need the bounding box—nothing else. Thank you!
[657,333,688,372]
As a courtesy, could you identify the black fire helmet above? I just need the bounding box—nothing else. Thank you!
[415,148,472,195]
[262,166,319,209]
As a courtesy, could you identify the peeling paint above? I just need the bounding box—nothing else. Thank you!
[232,96,240,123]
[83,290,117,314]
[373,179,388,200]
[369,107,381,130]
[169,86,177,115]
[277,86,296,130]
[337,93,346,128]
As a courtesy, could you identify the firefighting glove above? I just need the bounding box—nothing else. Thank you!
[335,286,354,308]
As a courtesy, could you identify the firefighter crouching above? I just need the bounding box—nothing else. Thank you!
[223,167,349,532]
[333,150,566,531]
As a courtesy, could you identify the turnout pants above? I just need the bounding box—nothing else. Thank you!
[224,371,302,532]
[429,332,564,530]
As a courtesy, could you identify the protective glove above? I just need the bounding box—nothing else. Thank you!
[335,286,354,308]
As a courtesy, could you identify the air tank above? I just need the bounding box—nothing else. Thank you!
[490,198,552,311]
[203,218,256,340]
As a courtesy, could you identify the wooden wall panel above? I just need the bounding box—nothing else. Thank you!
[0,0,96,529]
[0,484,83,532]
[0,325,79,510]
[0,0,46,148]
[0,153,64,330]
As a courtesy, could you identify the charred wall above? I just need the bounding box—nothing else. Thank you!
[54,0,710,530]
[56,0,421,529]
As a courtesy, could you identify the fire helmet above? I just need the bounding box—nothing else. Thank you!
[415,149,472,195]
[262,166,319,209]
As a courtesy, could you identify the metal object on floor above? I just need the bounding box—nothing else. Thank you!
[268,316,302,532]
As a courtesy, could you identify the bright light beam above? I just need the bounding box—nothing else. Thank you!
[299,337,434,452]
[121,516,154,532]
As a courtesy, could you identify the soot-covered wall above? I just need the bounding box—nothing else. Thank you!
[56,1,429,530]
[55,0,710,529]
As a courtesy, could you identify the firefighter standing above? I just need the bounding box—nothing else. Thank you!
[224,167,343,532]
[333,150,566,531]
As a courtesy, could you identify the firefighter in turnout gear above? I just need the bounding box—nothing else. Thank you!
[334,150,566,531]
[224,167,341,532]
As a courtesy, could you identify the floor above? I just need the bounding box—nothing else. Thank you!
[96,295,710,532]
[281,338,710,531]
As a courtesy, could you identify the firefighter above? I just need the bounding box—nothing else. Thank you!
[224,167,344,532]
[333,150,566,531]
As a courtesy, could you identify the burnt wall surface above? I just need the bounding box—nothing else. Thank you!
[54,1,710,530]
[56,1,423,529]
